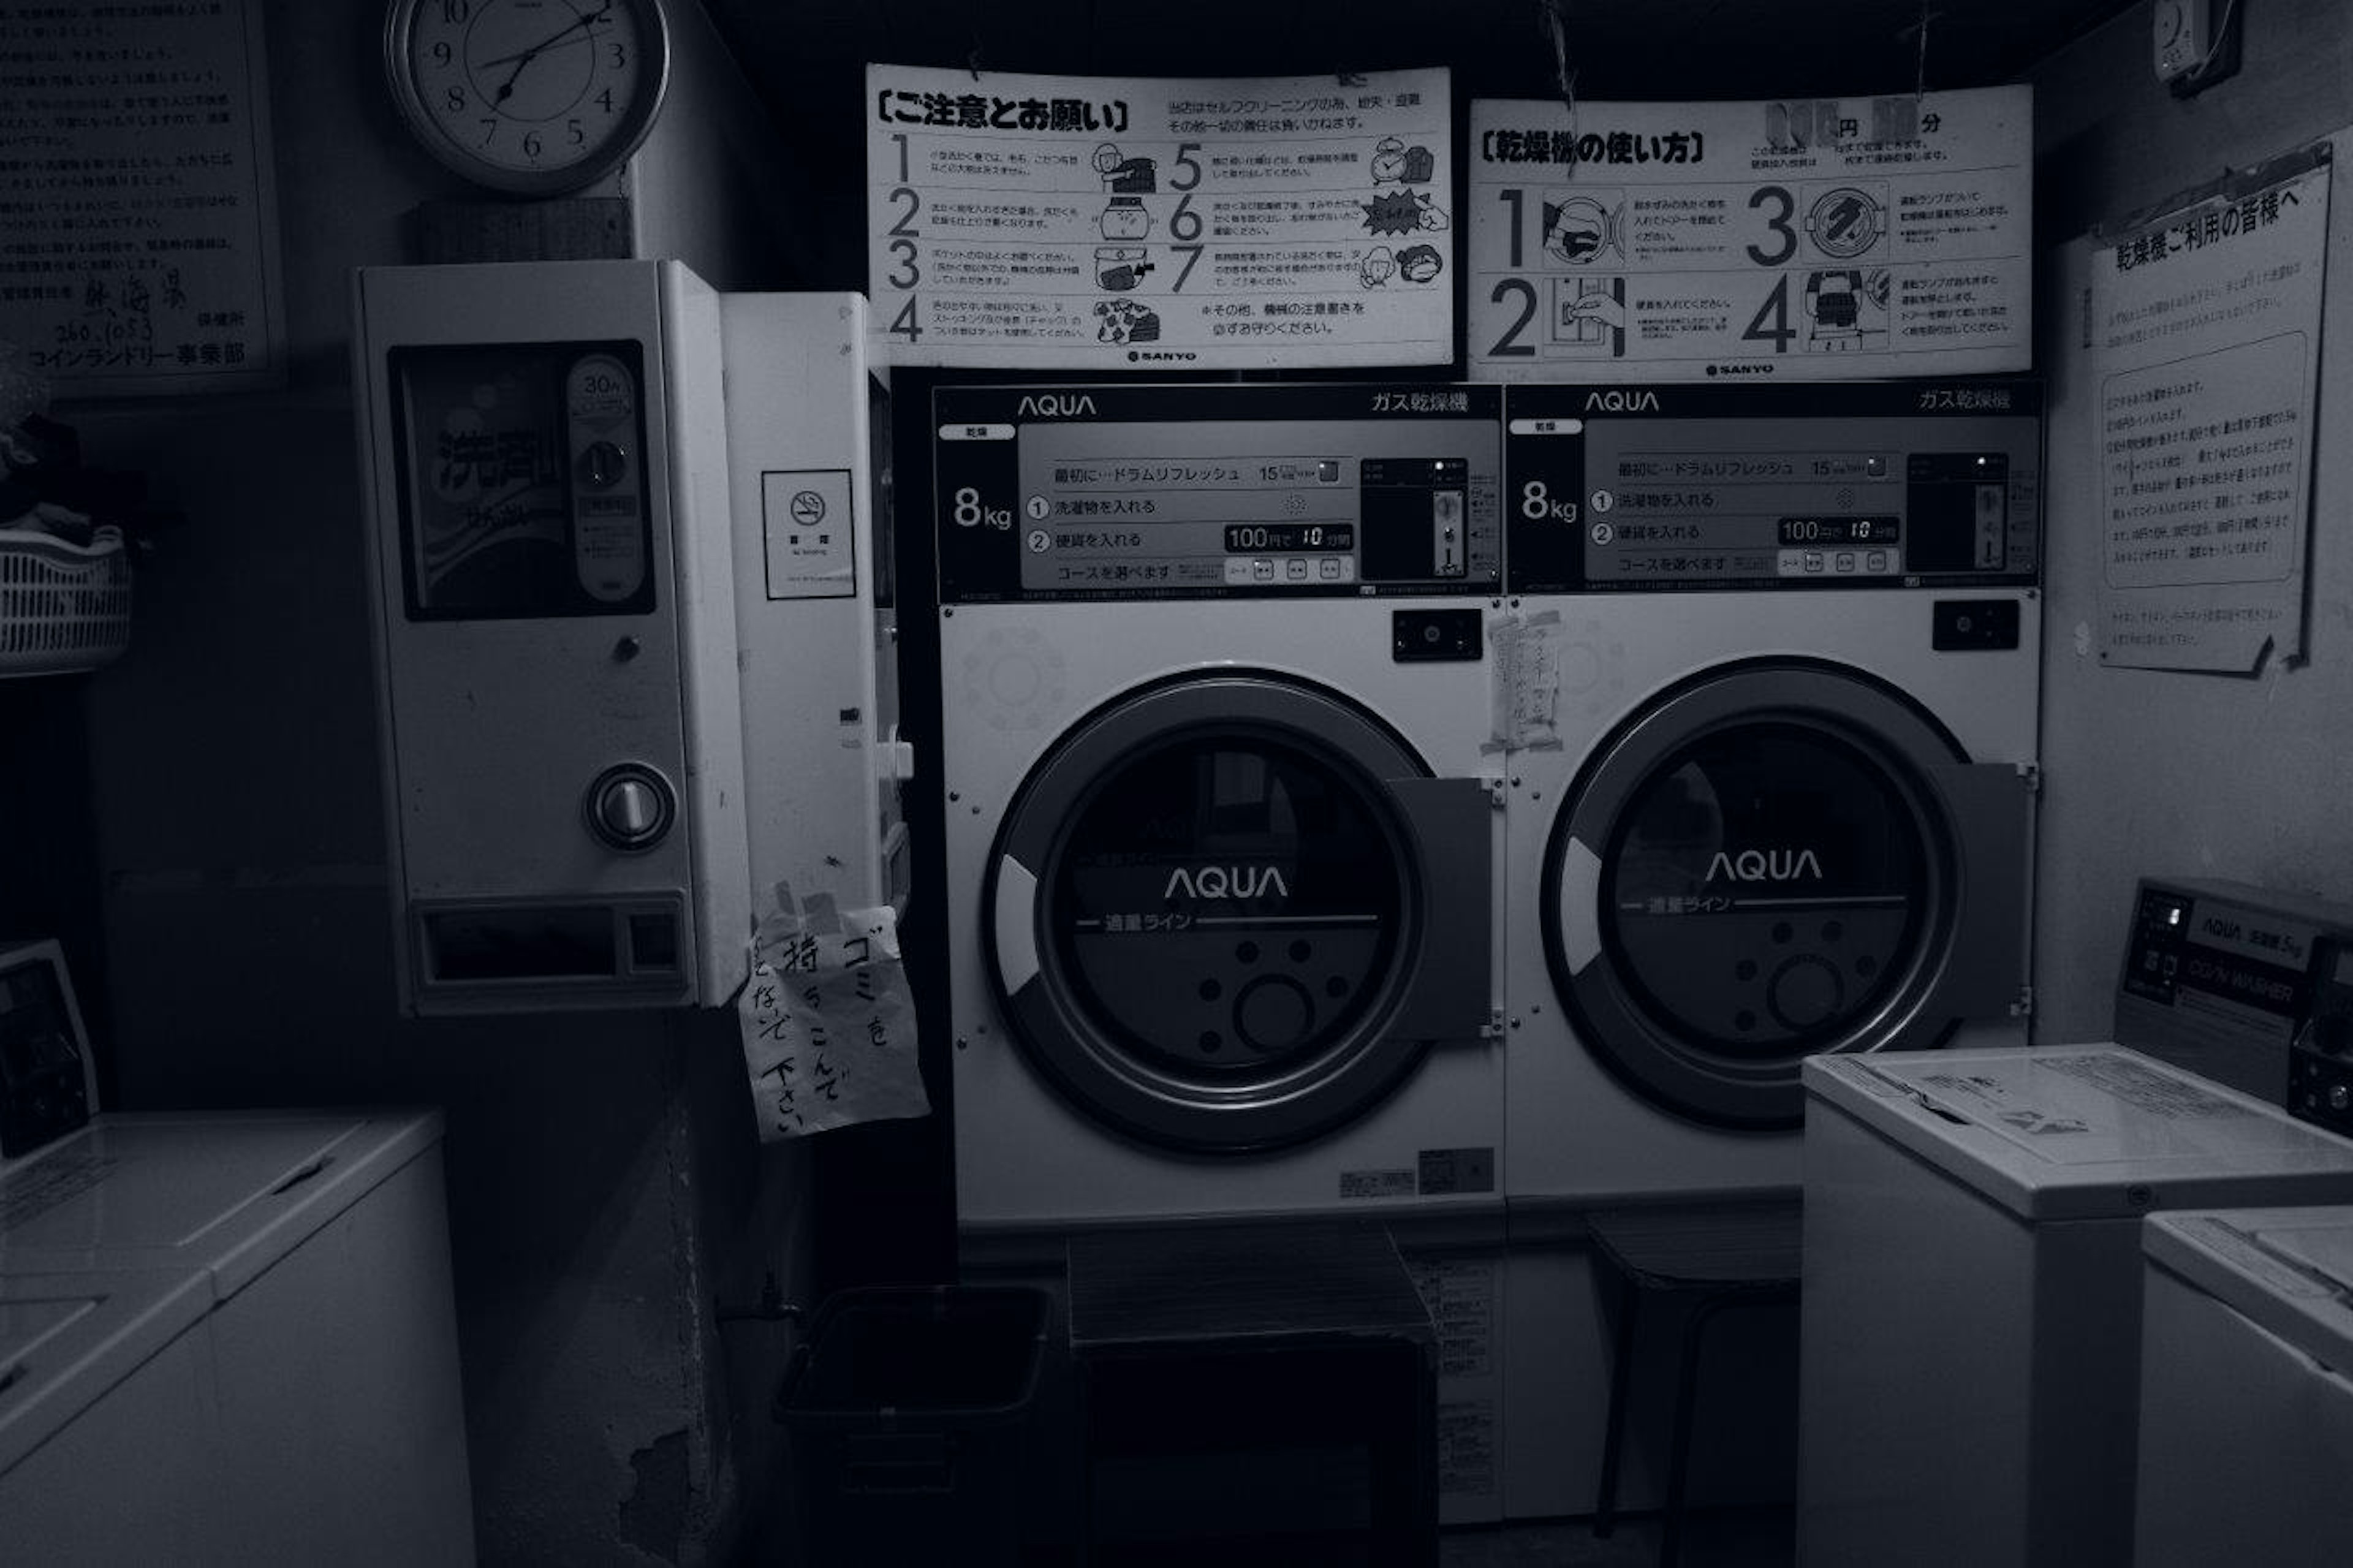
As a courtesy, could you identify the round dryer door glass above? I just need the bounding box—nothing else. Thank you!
[1052,735,1405,1075]
[985,675,1452,1154]
[1544,661,1988,1131]
[1603,722,1927,1056]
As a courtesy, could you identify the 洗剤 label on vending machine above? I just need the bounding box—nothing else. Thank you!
[866,64,1454,368]
[1467,86,2031,381]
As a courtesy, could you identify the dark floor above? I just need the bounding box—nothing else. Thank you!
[1441,1508,1797,1567]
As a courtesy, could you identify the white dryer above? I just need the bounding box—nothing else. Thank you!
[1493,380,2045,1518]
[931,384,1506,1240]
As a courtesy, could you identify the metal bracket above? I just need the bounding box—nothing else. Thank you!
[2014,762,2042,795]
[2008,985,2036,1020]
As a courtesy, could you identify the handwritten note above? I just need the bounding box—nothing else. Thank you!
[0,0,285,394]
[736,892,928,1142]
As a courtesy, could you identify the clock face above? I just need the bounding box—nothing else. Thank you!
[389,0,669,194]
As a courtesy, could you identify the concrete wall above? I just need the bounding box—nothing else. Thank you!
[59,2,812,1559]
[2029,1,2353,1040]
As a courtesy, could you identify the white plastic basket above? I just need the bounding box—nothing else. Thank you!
[0,525,132,676]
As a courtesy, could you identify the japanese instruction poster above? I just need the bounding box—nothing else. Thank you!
[866,65,1453,368]
[0,0,286,395]
[2093,152,2330,672]
[1467,87,2031,381]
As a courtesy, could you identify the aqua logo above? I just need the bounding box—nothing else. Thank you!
[1705,847,1824,882]
[1164,865,1291,900]
[1016,393,1099,417]
[1583,389,1661,412]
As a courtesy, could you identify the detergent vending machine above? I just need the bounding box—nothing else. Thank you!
[354,260,748,1015]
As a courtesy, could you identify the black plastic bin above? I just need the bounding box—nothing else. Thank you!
[779,1285,1051,1568]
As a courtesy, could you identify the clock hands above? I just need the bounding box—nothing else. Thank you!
[477,2,615,105]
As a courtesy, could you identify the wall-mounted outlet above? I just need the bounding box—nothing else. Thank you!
[2153,0,2210,83]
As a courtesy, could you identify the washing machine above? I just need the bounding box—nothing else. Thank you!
[2135,1204,2353,1568]
[1492,379,2045,1518]
[933,382,1505,1240]
[1802,877,2353,1565]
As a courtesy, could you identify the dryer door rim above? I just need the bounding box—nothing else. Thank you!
[983,669,1488,1154]
[1542,657,2025,1131]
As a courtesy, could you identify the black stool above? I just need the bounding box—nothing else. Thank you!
[1586,1200,1802,1566]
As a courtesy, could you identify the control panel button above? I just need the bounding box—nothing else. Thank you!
[584,763,676,853]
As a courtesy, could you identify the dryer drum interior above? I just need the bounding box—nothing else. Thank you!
[985,672,1489,1154]
[1544,659,2021,1132]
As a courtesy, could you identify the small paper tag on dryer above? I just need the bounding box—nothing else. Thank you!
[737,889,930,1142]
[1486,610,1564,752]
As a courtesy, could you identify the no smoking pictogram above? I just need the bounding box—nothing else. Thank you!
[790,490,827,526]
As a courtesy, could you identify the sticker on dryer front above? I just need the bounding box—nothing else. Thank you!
[1340,1167,1418,1199]
[1417,1145,1497,1194]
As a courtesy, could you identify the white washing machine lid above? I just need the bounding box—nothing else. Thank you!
[0,1110,444,1297]
[1806,1047,2353,1220]
[0,1265,214,1477]
[2145,1207,2353,1374]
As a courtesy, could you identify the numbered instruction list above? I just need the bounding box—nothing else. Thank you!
[1467,88,2031,381]
[866,65,1453,369]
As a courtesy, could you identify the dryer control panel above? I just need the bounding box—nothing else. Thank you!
[2115,876,2353,1139]
[933,384,1502,602]
[1503,380,2042,593]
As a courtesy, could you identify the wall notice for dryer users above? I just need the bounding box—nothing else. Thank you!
[2093,151,2332,673]
[865,64,1454,369]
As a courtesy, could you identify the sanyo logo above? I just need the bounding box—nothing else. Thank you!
[1164,865,1291,900]
[1017,393,1097,418]
[1583,389,1661,413]
[1705,847,1824,883]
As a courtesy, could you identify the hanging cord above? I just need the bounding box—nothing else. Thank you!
[1910,0,1938,102]
[1537,0,1577,122]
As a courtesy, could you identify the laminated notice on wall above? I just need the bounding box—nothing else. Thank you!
[737,891,928,1142]
[866,64,1453,368]
[1467,87,2031,381]
[2092,148,2331,672]
[0,0,285,395]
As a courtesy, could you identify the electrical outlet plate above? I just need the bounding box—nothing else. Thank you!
[2153,0,2211,83]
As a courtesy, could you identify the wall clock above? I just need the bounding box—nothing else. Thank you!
[384,0,671,196]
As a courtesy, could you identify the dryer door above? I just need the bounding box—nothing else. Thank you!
[986,673,1491,1153]
[1544,661,2029,1130]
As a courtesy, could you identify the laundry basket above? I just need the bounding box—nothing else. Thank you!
[0,526,132,677]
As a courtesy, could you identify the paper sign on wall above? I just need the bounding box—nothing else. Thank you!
[737,890,928,1142]
[0,0,286,395]
[866,64,1453,369]
[2092,150,2331,672]
[1466,86,2031,381]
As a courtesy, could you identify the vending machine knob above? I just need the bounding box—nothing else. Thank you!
[585,764,675,852]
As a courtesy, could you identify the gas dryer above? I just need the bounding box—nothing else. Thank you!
[1493,379,2045,1517]
[931,384,1506,1241]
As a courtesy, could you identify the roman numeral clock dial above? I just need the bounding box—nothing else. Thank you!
[385,0,670,195]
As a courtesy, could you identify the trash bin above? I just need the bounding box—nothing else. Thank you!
[779,1285,1051,1568]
